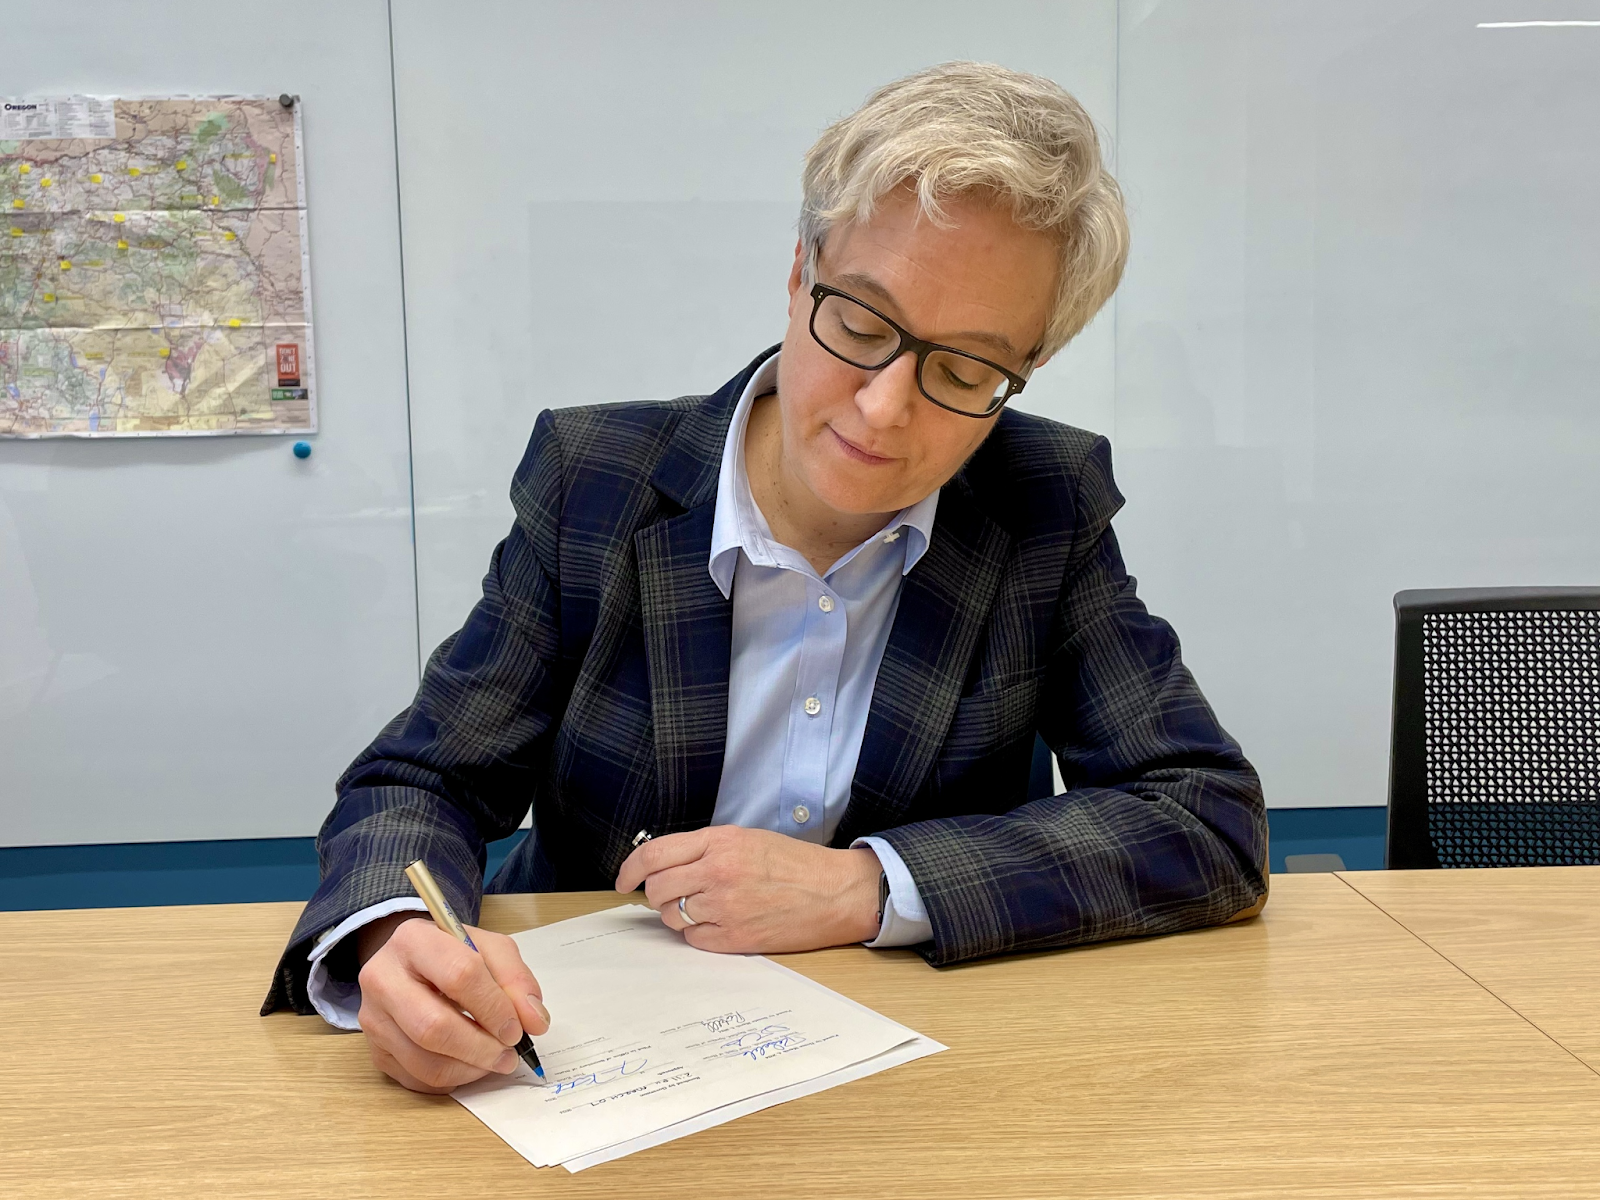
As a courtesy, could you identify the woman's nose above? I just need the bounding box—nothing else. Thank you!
[855,351,919,428]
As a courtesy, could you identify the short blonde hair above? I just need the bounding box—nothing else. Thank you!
[800,61,1128,362]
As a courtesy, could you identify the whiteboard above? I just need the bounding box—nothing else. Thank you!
[0,0,419,845]
[1113,0,1600,806]
[388,0,1121,654]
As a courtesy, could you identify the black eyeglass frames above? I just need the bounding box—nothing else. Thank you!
[807,283,1031,417]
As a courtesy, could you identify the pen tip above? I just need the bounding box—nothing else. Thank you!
[533,1065,545,1078]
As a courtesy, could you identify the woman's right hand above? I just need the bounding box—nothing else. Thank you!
[354,912,551,1094]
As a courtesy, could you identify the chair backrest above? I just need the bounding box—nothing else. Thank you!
[1387,587,1600,869]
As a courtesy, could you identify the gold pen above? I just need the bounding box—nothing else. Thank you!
[403,859,546,1083]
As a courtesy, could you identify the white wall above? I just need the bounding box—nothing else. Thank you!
[1112,0,1600,806]
[0,0,419,845]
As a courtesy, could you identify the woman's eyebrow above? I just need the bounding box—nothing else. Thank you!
[832,271,1020,360]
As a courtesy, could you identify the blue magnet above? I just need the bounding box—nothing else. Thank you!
[292,441,312,459]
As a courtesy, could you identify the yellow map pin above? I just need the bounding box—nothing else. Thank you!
[113,213,126,223]
[128,167,141,177]
[18,164,30,174]
[228,318,242,328]
[90,173,103,183]
[223,231,236,241]
[59,259,71,271]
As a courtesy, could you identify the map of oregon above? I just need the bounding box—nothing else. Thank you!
[0,96,315,436]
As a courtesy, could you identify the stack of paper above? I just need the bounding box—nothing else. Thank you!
[453,904,944,1172]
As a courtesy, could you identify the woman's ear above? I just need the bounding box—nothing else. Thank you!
[786,239,805,312]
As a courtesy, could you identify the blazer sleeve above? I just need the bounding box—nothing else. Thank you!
[874,436,1270,967]
[261,410,570,1015]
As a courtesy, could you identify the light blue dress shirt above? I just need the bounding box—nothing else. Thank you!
[709,354,934,948]
[305,353,932,1029]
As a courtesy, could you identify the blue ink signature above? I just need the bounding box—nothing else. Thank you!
[740,1036,806,1061]
[719,1024,792,1050]
[718,1024,808,1060]
[549,1056,649,1095]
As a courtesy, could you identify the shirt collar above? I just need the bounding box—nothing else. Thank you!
[708,352,939,599]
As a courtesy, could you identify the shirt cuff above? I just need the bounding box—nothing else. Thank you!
[852,836,934,948]
[305,897,430,1031]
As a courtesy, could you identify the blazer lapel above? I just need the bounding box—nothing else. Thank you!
[634,503,731,834]
[630,355,770,836]
[833,483,1014,846]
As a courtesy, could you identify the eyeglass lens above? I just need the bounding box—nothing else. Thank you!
[813,292,1009,414]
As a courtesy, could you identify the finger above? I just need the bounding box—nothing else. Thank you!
[473,927,551,1036]
[658,887,725,935]
[683,921,742,954]
[615,829,711,892]
[641,862,712,915]
[391,922,524,1049]
[363,1005,502,1092]
[656,894,690,933]
[371,961,516,1072]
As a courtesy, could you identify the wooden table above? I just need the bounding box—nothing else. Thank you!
[1339,866,1600,1073]
[3,870,1600,1199]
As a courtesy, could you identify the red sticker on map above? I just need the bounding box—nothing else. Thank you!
[275,343,301,387]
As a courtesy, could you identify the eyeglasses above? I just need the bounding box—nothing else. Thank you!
[807,283,1032,417]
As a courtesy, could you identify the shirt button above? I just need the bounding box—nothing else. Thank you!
[792,804,811,825]
[817,595,835,613]
[803,696,822,716]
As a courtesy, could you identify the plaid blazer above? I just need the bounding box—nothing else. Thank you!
[264,346,1267,1016]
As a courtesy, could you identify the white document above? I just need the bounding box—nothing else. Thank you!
[453,905,944,1171]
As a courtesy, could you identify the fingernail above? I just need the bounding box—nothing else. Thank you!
[529,995,551,1028]
[497,1017,522,1045]
[494,1049,517,1073]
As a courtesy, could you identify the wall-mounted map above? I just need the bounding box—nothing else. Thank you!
[0,96,315,436]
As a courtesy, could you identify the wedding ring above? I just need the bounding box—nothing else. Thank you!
[677,895,699,926]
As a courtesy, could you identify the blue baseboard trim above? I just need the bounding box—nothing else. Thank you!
[0,830,531,912]
[1268,806,1386,873]
[0,808,1388,912]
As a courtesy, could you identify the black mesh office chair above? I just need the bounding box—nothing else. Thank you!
[1387,587,1600,869]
